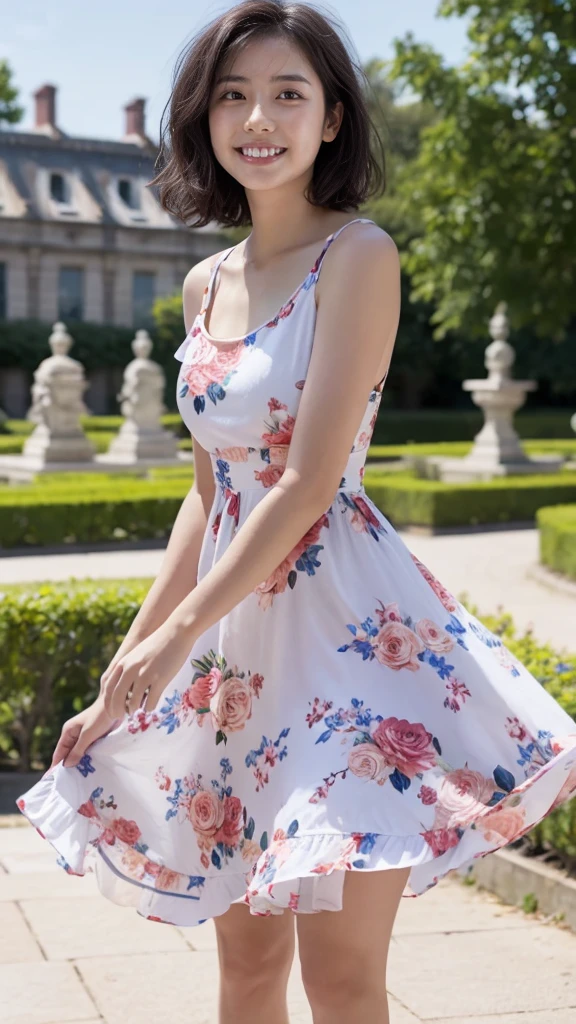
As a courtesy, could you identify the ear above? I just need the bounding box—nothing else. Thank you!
[322,100,344,143]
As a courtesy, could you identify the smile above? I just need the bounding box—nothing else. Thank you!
[235,146,287,163]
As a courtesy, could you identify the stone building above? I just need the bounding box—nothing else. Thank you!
[0,83,225,414]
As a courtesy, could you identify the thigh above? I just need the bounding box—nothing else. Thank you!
[214,900,296,974]
[297,866,410,973]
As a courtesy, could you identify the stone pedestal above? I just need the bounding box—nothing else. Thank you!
[430,304,564,483]
[100,330,178,464]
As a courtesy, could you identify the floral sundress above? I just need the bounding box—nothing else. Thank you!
[17,217,576,926]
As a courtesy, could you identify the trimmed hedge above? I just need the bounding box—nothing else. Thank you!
[4,469,576,547]
[537,505,576,581]
[0,583,573,863]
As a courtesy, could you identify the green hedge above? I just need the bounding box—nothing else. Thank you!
[0,584,573,862]
[3,469,576,547]
[537,505,576,581]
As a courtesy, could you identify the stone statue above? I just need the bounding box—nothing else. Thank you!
[103,330,178,462]
[23,322,95,463]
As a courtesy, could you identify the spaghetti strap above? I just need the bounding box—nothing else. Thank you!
[201,245,236,315]
[313,216,376,275]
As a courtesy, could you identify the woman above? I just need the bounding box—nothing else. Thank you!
[17,3,576,1023]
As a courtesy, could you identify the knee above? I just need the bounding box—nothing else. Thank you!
[301,951,387,1012]
[218,926,294,994]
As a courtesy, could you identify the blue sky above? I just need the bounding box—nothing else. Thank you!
[3,1,470,142]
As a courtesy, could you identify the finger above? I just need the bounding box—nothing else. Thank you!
[50,728,80,770]
[102,661,126,718]
[126,678,149,717]
[63,729,90,768]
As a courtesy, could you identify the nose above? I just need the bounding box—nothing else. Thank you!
[244,103,275,133]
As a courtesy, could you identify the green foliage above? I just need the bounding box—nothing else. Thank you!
[537,504,576,580]
[388,2,576,340]
[0,60,24,126]
[0,581,148,770]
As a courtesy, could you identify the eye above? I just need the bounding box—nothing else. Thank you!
[279,90,302,100]
[221,90,244,100]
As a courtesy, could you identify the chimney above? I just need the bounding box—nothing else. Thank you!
[33,84,60,137]
[123,97,148,145]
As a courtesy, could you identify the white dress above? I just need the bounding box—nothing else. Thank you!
[17,217,576,926]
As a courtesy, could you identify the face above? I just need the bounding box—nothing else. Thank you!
[208,34,342,193]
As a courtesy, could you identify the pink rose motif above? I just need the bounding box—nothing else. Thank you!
[183,667,222,711]
[547,764,576,813]
[111,817,141,845]
[351,494,382,529]
[77,800,99,819]
[372,717,437,779]
[373,621,425,671]
[216,795,244,847]
[418,785,438,805]
[255,512,329,608]
[477,803,526,844]
[415,618,455,653]
[347,742,391,781]
[411,554,458,612]
[214,446,249,461]
[182,334,240,395]
[189,791,225,839]
[210,676,252,732]
[421,826,462,857]
[255,463,285,488]
[434,768,495,829]
[375,600,403,624]
[156,867,181,891]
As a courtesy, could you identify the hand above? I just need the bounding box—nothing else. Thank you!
[49,693,120,770]
[101,620,196,719]
[99,631,148,696]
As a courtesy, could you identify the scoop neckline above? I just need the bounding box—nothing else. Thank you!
[199,217,373,347]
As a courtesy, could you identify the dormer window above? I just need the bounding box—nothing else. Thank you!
[50,172,68,203]
[118,177,139,209]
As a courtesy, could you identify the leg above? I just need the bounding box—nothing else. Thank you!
[297,866,411,1024]
[214,900,296,1024]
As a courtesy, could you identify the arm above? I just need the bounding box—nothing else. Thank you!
[100,257,220,671]
[103,223,401,717]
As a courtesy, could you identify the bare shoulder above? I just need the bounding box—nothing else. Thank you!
[182,247,230,332]
[316,221,399,303]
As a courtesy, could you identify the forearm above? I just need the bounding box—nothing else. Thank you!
[165,474,329,641]
[123,483,213,644]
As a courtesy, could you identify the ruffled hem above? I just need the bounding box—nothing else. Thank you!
[16,736,576,927]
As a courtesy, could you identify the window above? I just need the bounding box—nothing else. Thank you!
[0,263,6,320]
[58,267,84,321]
[118,178,139,209]
[50,173,68,203]
[132,271,155,327]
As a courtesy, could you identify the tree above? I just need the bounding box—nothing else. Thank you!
[0,60,24,127]
[388,1,576,340]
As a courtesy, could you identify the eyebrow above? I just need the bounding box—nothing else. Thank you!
[214,73,312,86]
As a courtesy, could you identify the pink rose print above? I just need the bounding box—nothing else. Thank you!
[77,800,99,819]
[375,600,403,625]
[255,511,329,609]
[418,784,438,805]
[476,802,527,844]
[189,791,225,840]
[215,795,244,847]
[415,618,455,654]
[347,742,391,781]
[181,332,243,396]
[111,817,142,845]
[210,676,253,733]
[410,553,458,613]
[183,666,222,712]
[547,765,576,813]
[421,826,462,857]
[372,717,438,779]
[373,621,425,671]
[434,768,495,829]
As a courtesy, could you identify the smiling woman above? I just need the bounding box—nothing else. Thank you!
[15,3,576,1024]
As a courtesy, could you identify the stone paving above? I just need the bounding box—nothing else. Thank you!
[0,818,575,1024]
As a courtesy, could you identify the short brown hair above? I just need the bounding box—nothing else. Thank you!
[149,0,385,227]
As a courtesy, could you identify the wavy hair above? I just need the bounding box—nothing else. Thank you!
[149,0,386,227]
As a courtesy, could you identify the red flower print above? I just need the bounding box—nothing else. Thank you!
[421,827,462,857]
[418,785,438,805]
[373,621,425,671]
[372,717,437,779]
[77,800,99,819]
[411,554,458,613]
[216,795,244,847]
[111,817,142,845]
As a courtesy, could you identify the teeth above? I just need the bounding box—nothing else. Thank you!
[241,146,284,158]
